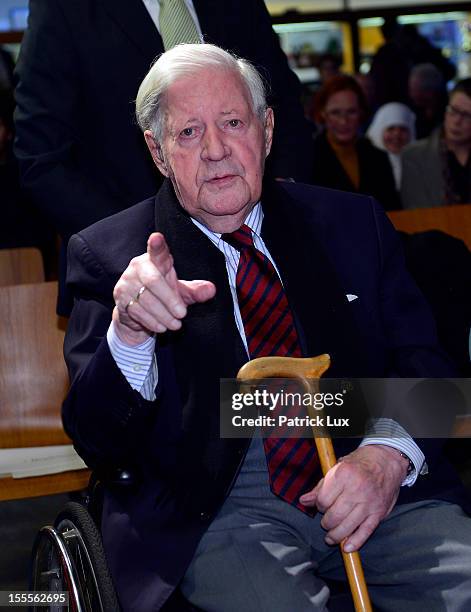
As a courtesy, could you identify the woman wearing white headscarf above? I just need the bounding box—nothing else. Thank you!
[367,102,416,189]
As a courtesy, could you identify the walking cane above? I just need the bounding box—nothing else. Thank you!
[237,354,372,612]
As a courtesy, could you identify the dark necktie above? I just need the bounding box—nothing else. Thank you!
[222,224,321,514]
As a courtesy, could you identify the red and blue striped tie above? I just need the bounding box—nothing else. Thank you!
[223,224,321,514]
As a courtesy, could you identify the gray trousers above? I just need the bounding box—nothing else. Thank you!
[181,436,471,611]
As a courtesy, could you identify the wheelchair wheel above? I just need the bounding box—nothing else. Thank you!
[31,501,120,611]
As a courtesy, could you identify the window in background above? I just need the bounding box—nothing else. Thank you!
[0,2,28,32]
[8,6,28,31]
[273,21,354,84]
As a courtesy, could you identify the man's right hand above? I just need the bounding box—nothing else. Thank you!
[112,232,216,346]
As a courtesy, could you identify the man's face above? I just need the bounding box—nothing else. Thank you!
[145,67,273,233]
[444,92,471,148]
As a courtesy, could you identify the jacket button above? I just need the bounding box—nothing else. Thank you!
[199,511,210,521]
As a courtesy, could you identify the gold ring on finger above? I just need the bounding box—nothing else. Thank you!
[135,285,146,302]
[125,297,135,313]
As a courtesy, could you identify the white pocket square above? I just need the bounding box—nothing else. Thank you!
[346,294,358,302]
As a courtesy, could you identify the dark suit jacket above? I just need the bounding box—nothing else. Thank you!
[311,131,401,212]
[63,179,467,611]
[14,0,311,238]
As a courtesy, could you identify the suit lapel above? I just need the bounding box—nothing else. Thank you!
[261,181,369,377]
[193,0,223,42]
[99,0,163,61]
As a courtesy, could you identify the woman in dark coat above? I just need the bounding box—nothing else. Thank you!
[311,75,401,211]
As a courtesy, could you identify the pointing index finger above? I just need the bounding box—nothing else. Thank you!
[147,232,167,263]
[147,232,176,278]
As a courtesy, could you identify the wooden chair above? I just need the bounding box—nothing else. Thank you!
[0,281,90,501]
[0,247,45,287]
[387,204,471,250]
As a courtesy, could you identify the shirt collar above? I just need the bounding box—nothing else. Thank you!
[190,202,263,249]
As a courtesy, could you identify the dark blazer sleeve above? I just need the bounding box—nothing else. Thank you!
[62,233,157,470]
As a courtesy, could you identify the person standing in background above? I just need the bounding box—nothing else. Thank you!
[14,0,312,314]
[369,17,411,108]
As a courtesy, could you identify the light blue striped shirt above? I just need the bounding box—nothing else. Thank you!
[107,202,425,485]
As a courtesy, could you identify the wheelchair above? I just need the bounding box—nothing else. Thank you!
[31,499,119,612]
[30,484,357,612]
[30,468,122,612]
[29,472,203,612]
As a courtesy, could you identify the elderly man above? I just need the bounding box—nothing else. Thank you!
[63,44,471,612]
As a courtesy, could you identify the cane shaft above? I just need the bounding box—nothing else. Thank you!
[343,551,372,612]
[314,436,372,612]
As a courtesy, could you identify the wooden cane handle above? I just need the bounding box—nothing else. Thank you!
[237,354,331,382]
[237,355,373,612]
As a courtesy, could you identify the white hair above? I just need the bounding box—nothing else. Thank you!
[136,43,268,140]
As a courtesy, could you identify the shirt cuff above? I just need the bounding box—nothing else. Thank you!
[107,322,157,397]
[359,418,427,486]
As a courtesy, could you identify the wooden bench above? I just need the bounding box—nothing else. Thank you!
[0,281,90,501]
[0,247,45,287]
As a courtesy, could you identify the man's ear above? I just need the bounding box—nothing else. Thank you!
[264,108,274,158]
[144,130,169,177]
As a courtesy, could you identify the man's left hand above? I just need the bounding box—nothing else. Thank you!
[299,445,409,552]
